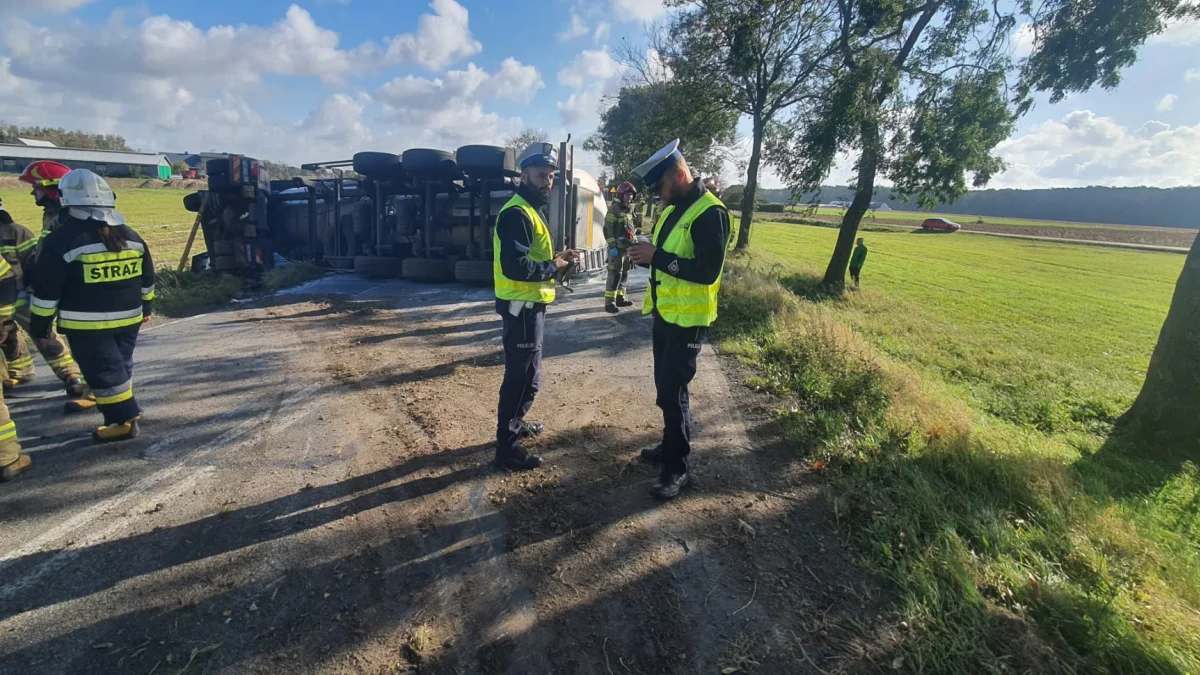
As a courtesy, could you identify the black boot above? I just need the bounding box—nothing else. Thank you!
[519,420,544,438]
[650,467,690,500]
[605,303,619,314]
[615,296,634,308]
[495,447,543,472]
[640,444,664,463]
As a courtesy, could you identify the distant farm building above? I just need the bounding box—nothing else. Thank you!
[164,152,232,177]
[0,142,171,180]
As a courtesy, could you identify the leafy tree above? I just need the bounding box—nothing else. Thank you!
[773,0,1199,289]
[0,123,131,151]
[504,128,549,153]
[659,0,842,249]
[723,184,745,209]
[583,81,737,185]
[171,161,191,176]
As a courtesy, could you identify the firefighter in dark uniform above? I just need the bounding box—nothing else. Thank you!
[0,242,31,481]
[492,143,579,471]
[603,182,638,313]
[627,140,731,499]
[30,169,154,443]
[11,162,89,407]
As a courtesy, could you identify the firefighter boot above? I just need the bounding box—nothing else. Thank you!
[1,454,32,482]
[93,418,140,444]
[605,302,619,314]
[65,393,98,414]
[615,295,634,308]
[65,377,87,398]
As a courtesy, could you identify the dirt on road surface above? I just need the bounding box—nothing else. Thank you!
[0,272,898,674]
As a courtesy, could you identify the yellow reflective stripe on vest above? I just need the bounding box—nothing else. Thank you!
[642,191,726,328]
[493,194,556,304]
[57,307,144,331]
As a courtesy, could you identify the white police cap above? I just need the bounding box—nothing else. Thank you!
[517,142,559,171]
[632,139,682,188]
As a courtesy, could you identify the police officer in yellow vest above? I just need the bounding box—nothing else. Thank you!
[493,143,579,471]
[627,139,731,499]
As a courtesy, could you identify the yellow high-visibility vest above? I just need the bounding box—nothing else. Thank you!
[642,191,726,327]
[493,194,556,304]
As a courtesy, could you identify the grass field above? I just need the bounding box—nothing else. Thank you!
[796,205,1167,231]
[718,221,1198,672]
[0,187,204,267]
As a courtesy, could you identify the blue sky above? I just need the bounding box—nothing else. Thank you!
[0,0,1197,189]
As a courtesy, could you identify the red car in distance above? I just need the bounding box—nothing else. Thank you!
[921,217,962,232]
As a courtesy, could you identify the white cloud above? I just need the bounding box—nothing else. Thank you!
[1186,68,1200,82]
[558,49,625,90]
[301,93,373,147]
[557,93,597,125]
[993,110,1200,188]
[380,0,482,71]
[1156,94,1178,112]
[593,21,611,44]
[558,13,590,42]
[610,0,667,22]
[374,60,540,145]
[1012,23,1035,58]
[0,0,93,12]
[1150,18,1200,46]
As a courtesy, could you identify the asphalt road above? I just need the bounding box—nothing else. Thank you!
[0,270,892,674]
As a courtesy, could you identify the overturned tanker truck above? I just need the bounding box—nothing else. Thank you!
[181,140,609,286]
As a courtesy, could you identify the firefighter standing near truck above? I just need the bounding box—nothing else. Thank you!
[31,169,154,443]
[10,163,90,407]
[492,143,579,472]
[0,235,31,481]
[627,140,731,500]
[603,182,638,314]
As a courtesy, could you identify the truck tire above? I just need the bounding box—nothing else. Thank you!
[213,241,238,256]
[182,191,205,213]
[213,255,240,271]
[456,145,517,178]
[402,149,459,180]
[454,259,493,286]
[354,255,398,279]
[402,257,453,283]
[353,152,401,177]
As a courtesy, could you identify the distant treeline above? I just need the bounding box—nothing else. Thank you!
[753,186,1200,229]
[0,123,132,152]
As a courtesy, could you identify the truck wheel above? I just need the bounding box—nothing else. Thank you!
[402,148,457,172]
[456,145,517,178]
[354,256,398,279]
[213,241,238,256]
[353,152,401,177]
[213,255,240,272]
[402,257,453,283]
[454,259,493,286]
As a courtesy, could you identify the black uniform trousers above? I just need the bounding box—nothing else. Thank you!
[652,313,707,475]
[496,302,546,455]
[66,325,142,426]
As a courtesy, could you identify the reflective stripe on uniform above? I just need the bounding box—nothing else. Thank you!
[141,285,156,301]
[30,296,59,317]
[8,356,34,370]
[63,241,144,264]
[93,379,134,405]
[0,420,16,443]
[57,306,143,331]
[0,259,10,277]
[47,354,77,369]
[0,304,14,320]
[16,238,38,253]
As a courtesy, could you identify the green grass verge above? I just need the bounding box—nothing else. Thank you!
[715,224,1199,673]
[155,263,327,318]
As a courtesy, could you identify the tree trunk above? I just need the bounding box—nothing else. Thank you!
[822,121,879,289]
[736,114,765,250]
[1118,236,1200,456]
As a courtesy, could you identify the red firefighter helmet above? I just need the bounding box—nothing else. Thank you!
[19,160,72,188]
[616,182,637,201]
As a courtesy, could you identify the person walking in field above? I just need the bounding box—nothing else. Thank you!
[849,237,868,287]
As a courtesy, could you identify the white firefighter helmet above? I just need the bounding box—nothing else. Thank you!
[59,169,125,225]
